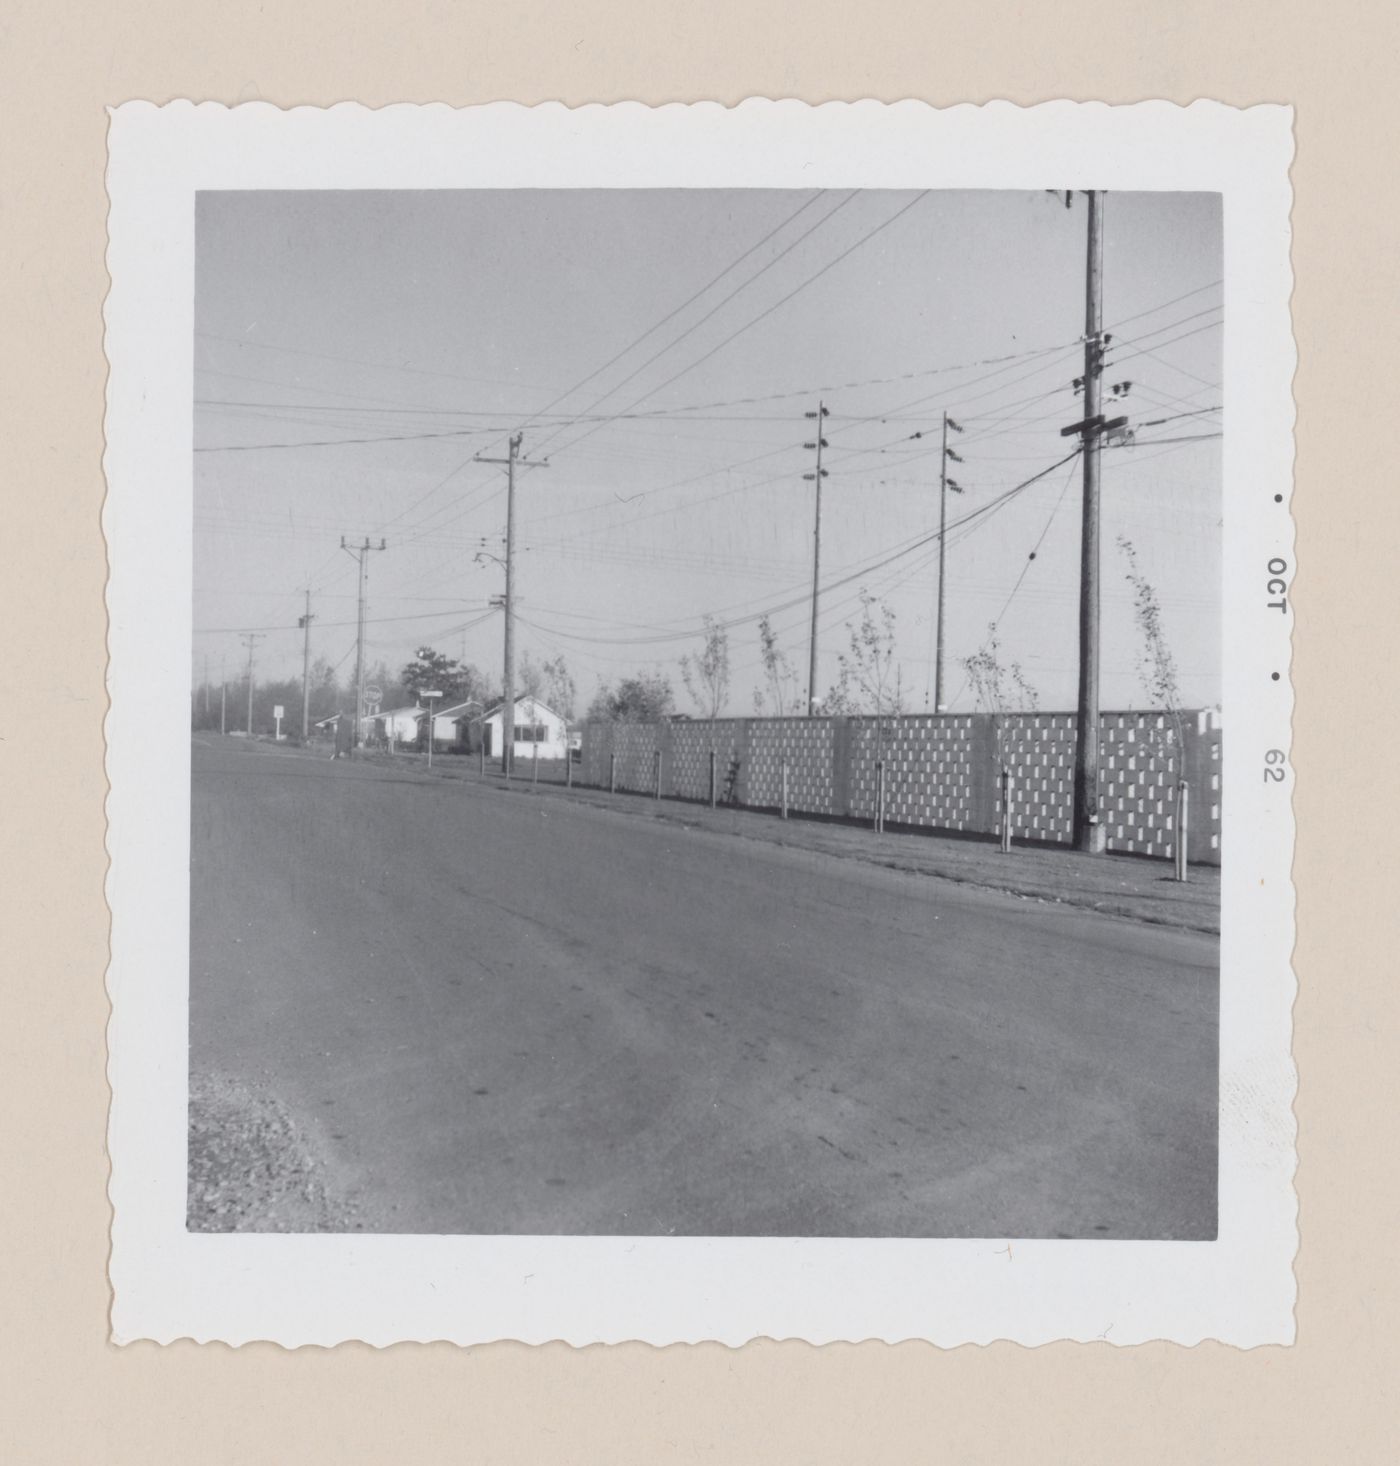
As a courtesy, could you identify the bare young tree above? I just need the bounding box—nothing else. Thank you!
[824,591,906,720]
[823,590,908,776]
[960,622,1039,770]
[515,651,547,701]
[679,615,731,720]
[752,614,801,716]
[540,654,577,720]
[1118,534,1186,768]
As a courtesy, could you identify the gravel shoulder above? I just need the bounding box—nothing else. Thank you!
[187,1070,367,1232]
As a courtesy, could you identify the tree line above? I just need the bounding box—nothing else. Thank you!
[193,546,1183,739]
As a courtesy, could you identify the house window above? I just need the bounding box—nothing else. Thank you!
[514,724,548,743]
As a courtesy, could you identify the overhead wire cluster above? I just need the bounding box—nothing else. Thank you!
[193,194,1223,711]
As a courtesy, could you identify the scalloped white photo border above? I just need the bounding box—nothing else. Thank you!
[104,99,1296,1347]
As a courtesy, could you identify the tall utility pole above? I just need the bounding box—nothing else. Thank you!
[341,537,387,750]
[1073,189,1107,853]
[240,633,263,737]
[803,402,830,715]
[219,657,226,735]
[298,590,316,742]
[202,654,210,720]
[933,412,964,711]
[474,435,547,774]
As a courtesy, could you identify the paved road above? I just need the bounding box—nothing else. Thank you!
[190,736,1217,1238]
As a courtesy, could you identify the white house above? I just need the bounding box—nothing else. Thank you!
[422,698,489,747]
[481,696,569,760]
[369,704,427,744]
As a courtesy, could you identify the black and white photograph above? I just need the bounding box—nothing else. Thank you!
[188,184,1223,1242]
[105,101,1295,1346]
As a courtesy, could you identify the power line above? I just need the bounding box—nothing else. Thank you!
[196,329,566,394]
[195,425,499,453]
[525,193,858,459]
[537,192,932,465]
[942,452,1081,713]
[467,191,832,469]
[193,605,482,636]
[514,448,1082,651]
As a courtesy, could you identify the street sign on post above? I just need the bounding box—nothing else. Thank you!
[420,690,443,769]
[273,704,284,740]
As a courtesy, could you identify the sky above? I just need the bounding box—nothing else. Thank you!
[193,188,1222,716]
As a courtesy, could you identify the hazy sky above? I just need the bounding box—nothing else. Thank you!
[193,189,1221,714]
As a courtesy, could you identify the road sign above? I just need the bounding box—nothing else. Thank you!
[273,704,284,719]
[364,684,382,704]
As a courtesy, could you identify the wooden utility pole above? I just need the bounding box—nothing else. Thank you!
[1073,189,1107,853]
[933,411,964,711]
[240,632,263,737]
[298,590,316,742]
[803,402,830,715]
[341,537,386,750]
[474,435,547,775]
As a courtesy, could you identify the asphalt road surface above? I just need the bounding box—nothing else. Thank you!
[190,736,1218,1238]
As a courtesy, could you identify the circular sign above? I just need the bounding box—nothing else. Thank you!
[364,684,382,704]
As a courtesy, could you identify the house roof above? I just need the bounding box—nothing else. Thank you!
[427,699,490,720]
[482,696,562,722]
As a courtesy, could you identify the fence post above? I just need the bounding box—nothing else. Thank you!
[654,747,662,800]
[1174,779,1190,882]
[567,744,574,788]
[479,741,485,777]
[709,749,717,809]
[875,759,885,833]
[610,751,617,794]
[532,737,538,788]
[781,758,789,820]
[999,767,1013,853]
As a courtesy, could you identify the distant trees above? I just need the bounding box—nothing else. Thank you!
[586,672,675,723]
[517,652,577,719]
[400,645,489,706]
[679,615,731,720]
[363,658,408,713]
[516,651,547,701]
[540,654,577,720]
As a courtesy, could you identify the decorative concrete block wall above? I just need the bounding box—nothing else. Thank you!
[666,719,747,803]
[576,708,1222,865]
[999,713,1077,845]
[846,713,985,830]
[746,718,837,813]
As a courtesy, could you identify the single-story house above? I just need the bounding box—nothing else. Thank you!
[480,696,569,760]
[418,698,489,747]
[369,704,427,745]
